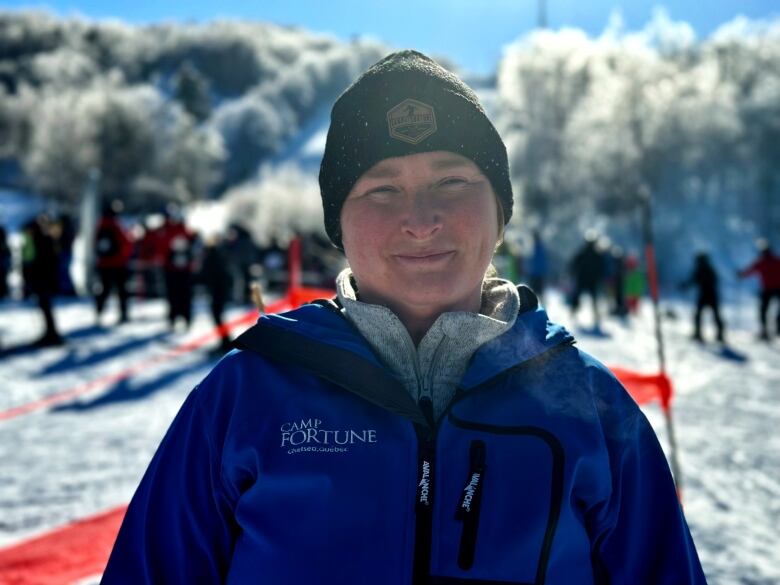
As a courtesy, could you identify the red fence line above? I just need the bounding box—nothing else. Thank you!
[0,505,127,585]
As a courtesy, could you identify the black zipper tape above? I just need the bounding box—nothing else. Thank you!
[420,396,435,428]
[417,443,434,511]
[456,440,486,569]
[413,427,435,584]
[448,414,564,585]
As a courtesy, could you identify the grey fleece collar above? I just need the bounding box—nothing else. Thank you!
[336,269,519,420]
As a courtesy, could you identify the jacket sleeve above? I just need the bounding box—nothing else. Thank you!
[587,369,707,584]
[737,260,758,278]
[101,384,238,583]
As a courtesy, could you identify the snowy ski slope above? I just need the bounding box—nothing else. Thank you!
[0,291,778,584]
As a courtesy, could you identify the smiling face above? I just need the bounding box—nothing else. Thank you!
[341,151,500,318]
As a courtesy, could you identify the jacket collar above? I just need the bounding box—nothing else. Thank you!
[459,304,574,391]
[233,287,573,423]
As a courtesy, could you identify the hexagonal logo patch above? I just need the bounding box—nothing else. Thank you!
[386,99,437,144]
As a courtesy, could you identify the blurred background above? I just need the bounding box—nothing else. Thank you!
[0,2,778,584]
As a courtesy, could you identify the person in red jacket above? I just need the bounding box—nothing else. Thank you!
[738,239,780,341]
[161,208,197,330]
[94,200,133,324]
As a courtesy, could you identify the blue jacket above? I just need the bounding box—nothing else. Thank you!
[103,294,706,584]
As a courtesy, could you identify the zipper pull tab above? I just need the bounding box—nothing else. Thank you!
[416,442,434,511]
[419,396,435,428]
[456,440,486,520]
[455,440,486,570]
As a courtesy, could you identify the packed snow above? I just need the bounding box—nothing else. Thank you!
[0,287,777,584]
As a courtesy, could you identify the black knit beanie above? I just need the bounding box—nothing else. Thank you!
[319,50,513,249]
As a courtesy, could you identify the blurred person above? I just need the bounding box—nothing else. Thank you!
[103,50,705,584]
[258,235,288,294]
[200,233,233,354]
[493,239,521,282]
[680,252,725,343]
[0,225,10,299]
[527,229,548,300]
[25,214,64,346]
[94,200,133,325]
[624,253,644,315]
[569,231,605,328]
[135,212,170,299]
[226,224,260,303]
[607,246,627,318]
[738,239,780,341]
[20,218,36,299]
[54,212,77,296]
[162,207,197,330]
[301,231,341,288]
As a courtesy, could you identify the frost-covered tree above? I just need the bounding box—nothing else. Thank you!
[497,10,780,280]
[1,10,388,195]
[497,28,594,221]
[135,105,224,209]
[0,86,34,158]
[212,93,292,187]
[710,17,780,238]
[23,80,223,209]
[220,163,325,245]
[22,87,100,204]
[211,39,385,188]
[172,60,211,121]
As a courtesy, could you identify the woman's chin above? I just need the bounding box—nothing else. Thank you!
[393,285,477,314]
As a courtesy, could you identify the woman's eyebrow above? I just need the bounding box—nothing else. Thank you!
[429,158,472,171]
[362,166,401,179]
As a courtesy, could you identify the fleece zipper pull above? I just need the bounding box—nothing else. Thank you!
[455,440,486,570]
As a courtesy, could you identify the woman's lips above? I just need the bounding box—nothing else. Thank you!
[393,250,455,266]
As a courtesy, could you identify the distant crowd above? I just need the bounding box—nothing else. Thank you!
[0,202,342,352]
[1,209,779,351]
[494,229,780,345]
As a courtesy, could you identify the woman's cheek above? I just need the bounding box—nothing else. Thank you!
[354,206,394,237]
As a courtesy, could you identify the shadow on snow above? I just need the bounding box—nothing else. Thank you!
[36,331,171,376]
[51,354,215,412]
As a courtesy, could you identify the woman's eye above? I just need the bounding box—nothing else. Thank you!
[366,186,399,197]
[438,177,469,187]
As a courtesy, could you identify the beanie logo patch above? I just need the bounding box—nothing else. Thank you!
[387,99,437,144]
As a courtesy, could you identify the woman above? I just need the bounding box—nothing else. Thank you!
[103,51,705,584]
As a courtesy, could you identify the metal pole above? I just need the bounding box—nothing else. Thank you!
[288,236,302,292]
[640,189,684,495]
[537,0,548,29]
[76,168,101,297]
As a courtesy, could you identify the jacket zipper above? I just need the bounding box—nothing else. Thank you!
[455,440,486,570]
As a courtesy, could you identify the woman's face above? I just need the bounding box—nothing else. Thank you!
[341,151,500,315]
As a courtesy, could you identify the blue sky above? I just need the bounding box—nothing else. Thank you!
[4,0,779,73]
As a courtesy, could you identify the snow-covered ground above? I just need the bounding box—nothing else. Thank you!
[0,290,778,584]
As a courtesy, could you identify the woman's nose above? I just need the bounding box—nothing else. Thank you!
[402,194,442,240]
